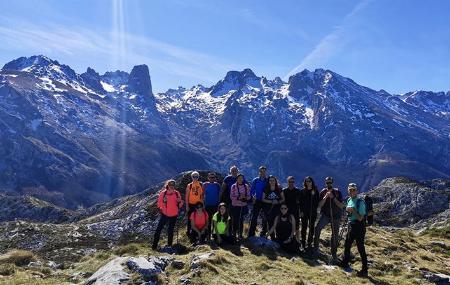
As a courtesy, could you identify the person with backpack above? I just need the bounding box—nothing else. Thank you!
[299,176,320,251]
[152,179,183,250]
[230,173,251,240]
[282,176,301,241]
[267,203,299,254]
[340,183,369,277]
[189,202,209,245]
[262,175,285,240]
[248,166,269,237]
[203,172,221,240]
[185,171,204,236]
[212,202,234,245]
[313,177,345,264]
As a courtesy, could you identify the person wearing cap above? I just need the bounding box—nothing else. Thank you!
[340,183,369,277]
[313,177,345,263]
[248,166,269,237]
[185,171,204,236]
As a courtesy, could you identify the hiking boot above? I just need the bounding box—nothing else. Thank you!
[356,270,368,278]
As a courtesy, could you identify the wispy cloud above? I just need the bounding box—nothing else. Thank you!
[284,0,372,79]
[0,16,237,84]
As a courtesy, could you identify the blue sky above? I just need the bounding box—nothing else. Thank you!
[1,0,449,94]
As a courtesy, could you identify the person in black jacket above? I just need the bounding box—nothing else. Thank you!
[299,176,320,251]
[282,176,300,241]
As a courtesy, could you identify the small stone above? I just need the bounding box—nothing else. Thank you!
[179,275,191,285]
[171,260,185,270]
[190,252,215,270]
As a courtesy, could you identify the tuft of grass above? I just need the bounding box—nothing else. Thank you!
[0,264,15,276]
[113,243,140,256]
[423,226,450,239]
[0,250,37,267]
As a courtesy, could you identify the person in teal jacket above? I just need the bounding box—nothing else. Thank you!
[340,183,369,277]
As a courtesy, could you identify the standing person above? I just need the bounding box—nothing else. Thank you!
[267,204,298,254]
[262,176,285,240]
[212,203,234,245]
[282,176,300,242]
[299,176,320,251]
[203,172,221,240]
[185,171,204,236]
[230,174,251,240]
[340,183,369,277]
[190,202,209,245]
[313,177,345,264]
[220,165,239,207]
[152,180,183,250]
[248,166,269,237]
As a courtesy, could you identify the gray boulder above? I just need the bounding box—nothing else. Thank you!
[85,257,129,285]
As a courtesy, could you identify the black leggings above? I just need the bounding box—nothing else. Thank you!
[343,221,368,271]
[300,214,317,247]
[152,214,177,248]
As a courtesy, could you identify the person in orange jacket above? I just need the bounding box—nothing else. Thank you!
[152,179,183,250]
[185,171,204,236]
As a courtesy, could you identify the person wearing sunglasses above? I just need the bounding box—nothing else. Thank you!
[299,176,320,252]
[282,176,301,243]
[262,175,285,240]
[313,177,344,264]
[152,179,183,250]
[340,183,368,277]
[190,202,209,245]
[185,171,204,237]
[266,204,298,254]
[203,172,221,241]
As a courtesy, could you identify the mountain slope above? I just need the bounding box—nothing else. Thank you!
[1,55,450,207]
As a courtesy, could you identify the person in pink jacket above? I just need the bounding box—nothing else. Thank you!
[230,174,251,240]
[152,179,183,250]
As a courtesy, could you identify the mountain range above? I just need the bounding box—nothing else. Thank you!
[1,55,449,208]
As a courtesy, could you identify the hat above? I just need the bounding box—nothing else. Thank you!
[348,183,357,190]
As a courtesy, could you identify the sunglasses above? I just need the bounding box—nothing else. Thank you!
[196,207,203,210]
[281,207,288,210]
[192,176,199,179]
[326,182,332,184]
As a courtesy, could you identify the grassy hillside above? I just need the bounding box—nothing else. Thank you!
[0,225,448,285]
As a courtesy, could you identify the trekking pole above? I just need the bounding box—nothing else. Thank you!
[329,190,335,258]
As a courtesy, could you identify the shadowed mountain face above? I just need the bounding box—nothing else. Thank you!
[1,55,449,207]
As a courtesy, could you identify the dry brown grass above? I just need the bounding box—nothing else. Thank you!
[0,250,36,267]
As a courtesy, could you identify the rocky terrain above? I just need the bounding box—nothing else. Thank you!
[1,55,450,208]
[0,171,448,284]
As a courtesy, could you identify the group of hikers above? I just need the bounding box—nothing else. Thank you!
[151,166,373,277]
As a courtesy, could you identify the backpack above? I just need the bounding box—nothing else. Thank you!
[162,190,182,208]
[364,195,374,226]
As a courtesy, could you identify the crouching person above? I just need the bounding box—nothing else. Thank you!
[267,204,299,254]
[152,180,183,250]
[190,202,209,245]
[340,183,369,277]
[212,203,234,245]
